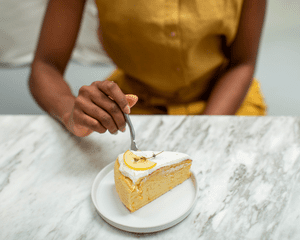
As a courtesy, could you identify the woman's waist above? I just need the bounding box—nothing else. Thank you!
[122,69,223,106]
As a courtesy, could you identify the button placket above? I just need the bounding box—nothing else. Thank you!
[164,0,184,81]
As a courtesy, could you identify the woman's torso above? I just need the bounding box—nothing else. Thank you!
[95,0,244,104]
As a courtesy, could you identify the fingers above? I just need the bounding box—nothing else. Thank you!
[95,80,130,114]
[74,81,127,134]
[110,94,138,108]
[73,81,139,135]
[74,94,120,134]
[126,94,138,108]
[89,86,127,132]
[72,102,107,134]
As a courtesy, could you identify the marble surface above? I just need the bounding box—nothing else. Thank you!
[1,115,300,239]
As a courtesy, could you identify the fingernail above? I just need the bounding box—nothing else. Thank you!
[112,131,118,135]
[124,105,130,114]
[121,127,126,132]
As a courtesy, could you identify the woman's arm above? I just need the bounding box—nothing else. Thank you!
[202,0,266,115]
[30,0,86,121]
[29,0,132,137]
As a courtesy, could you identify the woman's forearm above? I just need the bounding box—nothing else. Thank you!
[29,60,75,124]
[203,0,266,115]
[28,0,87,126]
[202,63,255,115]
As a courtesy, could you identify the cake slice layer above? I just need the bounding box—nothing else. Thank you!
[114,159,192,212]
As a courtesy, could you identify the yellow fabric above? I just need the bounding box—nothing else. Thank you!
[106,70,267,115]
[95,0,267,115]
[167,78,267,115]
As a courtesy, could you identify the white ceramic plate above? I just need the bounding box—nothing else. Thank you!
[91,161,198,233]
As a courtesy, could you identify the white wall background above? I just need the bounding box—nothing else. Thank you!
[0,0,299,115]
[255,0,300,115]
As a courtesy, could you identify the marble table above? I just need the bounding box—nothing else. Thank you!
[1,115,300,239]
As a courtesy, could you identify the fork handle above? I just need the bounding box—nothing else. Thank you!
[124,114,139,151]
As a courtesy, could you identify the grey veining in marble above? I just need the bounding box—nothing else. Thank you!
[1,115,300,239]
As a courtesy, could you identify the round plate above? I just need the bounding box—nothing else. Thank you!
[91,161,198,233]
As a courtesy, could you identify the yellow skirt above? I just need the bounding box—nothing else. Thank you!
[166,78,267,116]
[107,70,267,116]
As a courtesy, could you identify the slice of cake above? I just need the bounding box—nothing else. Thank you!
[114,150,192,212]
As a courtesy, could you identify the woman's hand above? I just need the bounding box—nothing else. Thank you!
[63,80,138,137]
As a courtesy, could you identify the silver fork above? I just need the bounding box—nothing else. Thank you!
[124,114,139,151]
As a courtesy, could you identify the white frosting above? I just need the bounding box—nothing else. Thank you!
[117,150,191,184]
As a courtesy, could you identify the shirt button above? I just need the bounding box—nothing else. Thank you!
[170,31,176,37]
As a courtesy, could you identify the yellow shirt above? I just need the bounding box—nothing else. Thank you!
[95,0,267,115]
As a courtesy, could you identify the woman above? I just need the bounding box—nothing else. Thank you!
[29,0,267,137]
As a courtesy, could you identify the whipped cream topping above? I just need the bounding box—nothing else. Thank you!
[117,150,191,184]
